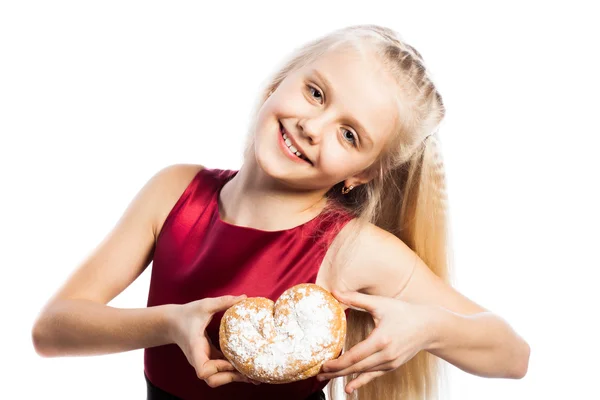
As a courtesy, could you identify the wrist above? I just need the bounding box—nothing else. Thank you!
[422,305,451,351]
[162,304,182,345]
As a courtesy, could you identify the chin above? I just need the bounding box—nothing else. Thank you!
[252,135,279,171]
[254,154,313,194]
[255,150,294,182]
[254,133,290,174]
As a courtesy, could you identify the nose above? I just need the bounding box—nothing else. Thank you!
[298,117,326,145]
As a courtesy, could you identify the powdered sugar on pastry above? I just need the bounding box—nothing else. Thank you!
[219,284,346,384]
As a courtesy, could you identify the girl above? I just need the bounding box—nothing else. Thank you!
[32,24,530,400]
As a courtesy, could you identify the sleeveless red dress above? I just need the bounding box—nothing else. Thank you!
[144,167,354,400]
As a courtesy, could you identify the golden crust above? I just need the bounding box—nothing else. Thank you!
[219,284,346,384]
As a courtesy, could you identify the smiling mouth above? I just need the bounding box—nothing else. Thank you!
[279,122,312,165]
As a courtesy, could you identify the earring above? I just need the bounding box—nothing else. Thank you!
[342,185,354,195]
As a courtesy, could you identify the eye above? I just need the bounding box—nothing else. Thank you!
[307,85,324,104]
[307,84,358,148]
[342,129,358,147]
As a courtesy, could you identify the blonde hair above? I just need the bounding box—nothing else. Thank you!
[244,24,452,400]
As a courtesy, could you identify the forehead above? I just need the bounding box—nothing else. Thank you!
[301,46,399,143]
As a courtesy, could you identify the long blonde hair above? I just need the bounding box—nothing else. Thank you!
[244,24,452,400]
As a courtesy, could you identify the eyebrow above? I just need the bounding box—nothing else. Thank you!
[310,68,374,146]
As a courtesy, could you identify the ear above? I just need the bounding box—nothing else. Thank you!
[345,166,379,188]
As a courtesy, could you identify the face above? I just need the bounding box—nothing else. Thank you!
[253,45,400,192]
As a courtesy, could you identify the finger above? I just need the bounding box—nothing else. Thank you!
[204,332,226,359]
[346,371,386,393]
[192,338,231,377]
[332,290,381,314]
[363,360,398,373]
[362,350,418,373]
[209,345,226,360]
[321,329,387,373]
[205,295,247,314]
[196,359,236,380]
[317,351,385,381]
[193,340,210,369]
[204,371,257,388]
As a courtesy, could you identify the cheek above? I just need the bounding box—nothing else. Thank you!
[319,149,357,177]
[320,146,372,177]
[254,101,290,140]
[252,106,279,145]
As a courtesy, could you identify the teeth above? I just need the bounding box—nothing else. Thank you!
[281,126,309,163]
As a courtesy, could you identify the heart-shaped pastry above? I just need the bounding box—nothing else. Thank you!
[219,283,346,384]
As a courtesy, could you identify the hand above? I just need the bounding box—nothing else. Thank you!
[317,291,436,394]
[169,295,261,388]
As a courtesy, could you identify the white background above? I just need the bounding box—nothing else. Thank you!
[2,1,598,398]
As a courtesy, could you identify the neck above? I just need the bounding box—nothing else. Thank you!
[219,158,329,231]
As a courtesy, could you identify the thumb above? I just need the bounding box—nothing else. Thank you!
[332,290,379,313]
[204,294,247,314]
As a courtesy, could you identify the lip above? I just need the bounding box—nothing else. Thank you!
[278,122,312,165]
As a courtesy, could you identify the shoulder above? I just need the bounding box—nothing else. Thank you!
[324,219,417,298]
[152,163,205,183]
[37,163,206,305]
[150,163,205,203]
[150,163,205,239]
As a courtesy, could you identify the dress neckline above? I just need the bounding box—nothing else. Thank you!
[213,170,324,234]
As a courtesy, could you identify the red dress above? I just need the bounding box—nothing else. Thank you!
[144,167,353,400]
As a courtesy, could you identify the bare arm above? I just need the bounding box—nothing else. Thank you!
[398,258,530,379]
[327,222,530,379]
[33,300,177,357]
[426,307,529,378]
[31,164,203,357]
